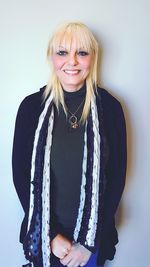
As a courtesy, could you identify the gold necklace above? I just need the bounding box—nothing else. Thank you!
[67,99,85,129]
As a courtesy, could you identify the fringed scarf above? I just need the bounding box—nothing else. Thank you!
[23,90,104,267]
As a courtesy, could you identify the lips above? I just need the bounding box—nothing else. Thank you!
[64,70,80,75]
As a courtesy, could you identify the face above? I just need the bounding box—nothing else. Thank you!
[51,40,93,92]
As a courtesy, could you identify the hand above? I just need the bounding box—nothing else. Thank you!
[51,234,72,259]
[60,242,92,267]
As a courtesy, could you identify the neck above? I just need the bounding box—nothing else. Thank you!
[62,82,85,92]
[63,83,86,99]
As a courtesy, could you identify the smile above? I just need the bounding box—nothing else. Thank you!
[64,70,80,75]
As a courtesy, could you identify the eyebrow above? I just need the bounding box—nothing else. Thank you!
[58,46,66,49]
[58,45,87,50]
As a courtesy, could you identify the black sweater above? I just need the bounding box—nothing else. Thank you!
[12,86,127,266]
[50,85,86,232]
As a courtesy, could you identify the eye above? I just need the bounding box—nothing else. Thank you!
[56,50,68,56]
[78,51,89,56]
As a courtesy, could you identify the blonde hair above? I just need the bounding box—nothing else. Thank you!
[44,21,100,123]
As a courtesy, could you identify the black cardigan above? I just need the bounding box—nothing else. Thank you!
[12,86,127,266]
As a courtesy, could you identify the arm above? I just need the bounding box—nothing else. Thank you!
[12,97,32,213]
[12,92,42,212]
[99,97,127,264]
[104,100,127,224]
[12,93,41,243]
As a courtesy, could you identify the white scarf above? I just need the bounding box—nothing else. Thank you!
[23,91,101,267]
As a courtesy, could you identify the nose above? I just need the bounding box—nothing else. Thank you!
[68,53,78,66]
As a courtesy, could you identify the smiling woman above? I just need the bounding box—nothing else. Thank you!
[45,22,99,123]
[51,44,93,92]
[12,21,127,267]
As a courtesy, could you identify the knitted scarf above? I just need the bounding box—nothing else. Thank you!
[23,90,104,267]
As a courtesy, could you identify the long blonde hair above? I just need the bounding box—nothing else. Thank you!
[44,21,100,123]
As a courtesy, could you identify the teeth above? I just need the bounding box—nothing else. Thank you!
[64,70,79,74]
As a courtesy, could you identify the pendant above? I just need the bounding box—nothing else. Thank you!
[69,115,78,129]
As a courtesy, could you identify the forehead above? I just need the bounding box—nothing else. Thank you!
[57,41,88,52]
[52,29,93,52]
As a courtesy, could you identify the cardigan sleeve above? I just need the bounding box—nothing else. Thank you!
[97,91,127,266]
[104,99,127,224]
[12,97,33,213]
[12,93,43,243]
[12,92,42,213]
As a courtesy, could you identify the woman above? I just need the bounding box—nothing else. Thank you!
[12,22,127,267]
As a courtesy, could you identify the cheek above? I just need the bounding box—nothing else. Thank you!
[80,57,93,71]
[52,56,65,71]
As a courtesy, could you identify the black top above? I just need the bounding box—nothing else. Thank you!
[12,86,127,266]
[50,85,86,231]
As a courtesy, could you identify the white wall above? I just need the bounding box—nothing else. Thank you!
[0,0,150,266]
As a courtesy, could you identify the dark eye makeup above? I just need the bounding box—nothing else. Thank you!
[78,51,89,56]
[56,50,68,56]
[56,50,89,56]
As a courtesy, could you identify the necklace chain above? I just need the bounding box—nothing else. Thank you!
[67,99,85,129]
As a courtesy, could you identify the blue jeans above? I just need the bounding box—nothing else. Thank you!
[85,251,99,267]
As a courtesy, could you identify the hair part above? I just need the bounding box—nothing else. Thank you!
[44,21,100,123]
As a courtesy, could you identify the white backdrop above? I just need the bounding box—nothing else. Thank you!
[0,0,150,266]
